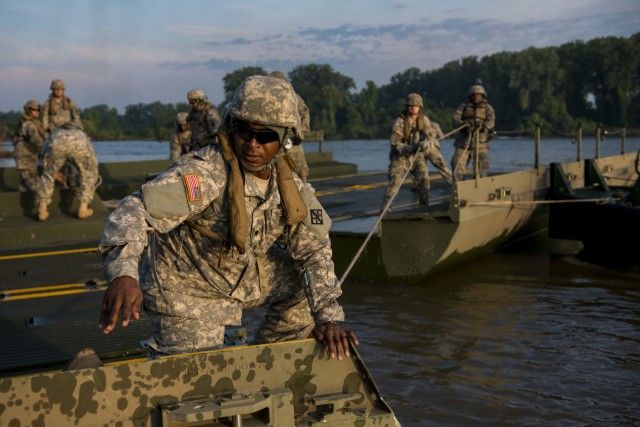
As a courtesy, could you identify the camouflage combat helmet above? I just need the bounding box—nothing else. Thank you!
[50,79,65,90]
[225,75,300,142]
[23,99,41,112]
[176,112,189,125]
[406,93,424,108]
[468,84,486,97]
[269,70,288,81]
[187,89,207,104]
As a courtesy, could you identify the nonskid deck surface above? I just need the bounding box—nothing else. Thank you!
[0,171,450,374]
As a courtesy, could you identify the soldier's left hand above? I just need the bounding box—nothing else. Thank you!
[312,322,359,361]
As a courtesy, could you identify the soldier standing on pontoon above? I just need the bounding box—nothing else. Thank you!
[12,100,47,192]
[169,112,191,161]
[450,84,495,181]
[381,93,448,210]
[186,89,221,151]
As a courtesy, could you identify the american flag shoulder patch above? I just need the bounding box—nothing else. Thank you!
[183,174,202,202]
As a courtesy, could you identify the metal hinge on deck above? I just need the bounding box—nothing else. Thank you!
[159,388,294,426]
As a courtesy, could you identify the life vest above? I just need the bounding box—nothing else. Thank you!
[400,112,425,142]
[460,100,489,122]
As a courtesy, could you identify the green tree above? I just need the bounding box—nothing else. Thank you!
[289,64,355,138]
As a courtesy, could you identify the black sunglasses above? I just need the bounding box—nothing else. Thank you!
[236,123,279,145]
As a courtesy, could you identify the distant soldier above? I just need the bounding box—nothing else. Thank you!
[186,89,221,151]
[12,100,47,192]
[42,79,82,132]
[451,84,495,181]
[381,93,445,209]
[269,71,311,182]
[169,112,191,161]
[37,123,99,221]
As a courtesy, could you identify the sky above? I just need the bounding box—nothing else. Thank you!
[1,0,639,113]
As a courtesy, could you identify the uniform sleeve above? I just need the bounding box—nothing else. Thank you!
[24,122,45,151]
[207,109,222,137]
[452,103,465,127]
[296,94,311,135]
[288,186,345,325]
[390,117,414,156]
[485,104,496,130]
[170,130,181,161]
[42,100,50,131]
[69,100,82,128]
[99,151,225,282]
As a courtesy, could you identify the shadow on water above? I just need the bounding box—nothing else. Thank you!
[341,235,640,426]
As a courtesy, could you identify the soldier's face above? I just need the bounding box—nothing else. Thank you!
[234,121,280,170]
[53,89,64,97]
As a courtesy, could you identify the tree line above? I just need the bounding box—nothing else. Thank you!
[1,33,638,143]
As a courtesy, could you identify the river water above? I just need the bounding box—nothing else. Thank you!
[2,136,639,426]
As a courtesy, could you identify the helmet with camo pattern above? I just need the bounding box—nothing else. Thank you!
[224,75,300,142]
[50,79,65,90]
[187,89,208,104]
[468,85,486,97]
[406,93,423,108]
[23,99,41,112]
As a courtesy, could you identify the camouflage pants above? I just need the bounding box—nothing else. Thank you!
[13,142,40,192]
[451,145,490,181]
[37,135,99,205]
[423,145,453,185]
[382,152,430,208]
[145,245,315,355]
[285,144,309,182]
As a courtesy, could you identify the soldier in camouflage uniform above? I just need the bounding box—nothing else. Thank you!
[99,75,358,359]
[36,123,99,221]
[451,84,496,181]
[12,100,47,192]
[186,89,222,151]
[169,112,191,161]
[42,79,82,132]
[269,71,311,182]
[381,93,444,209]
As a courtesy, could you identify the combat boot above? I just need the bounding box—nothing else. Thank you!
[38,201,49,221]
[77,202,94,219]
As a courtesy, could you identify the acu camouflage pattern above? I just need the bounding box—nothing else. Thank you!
[42,95,82,132]
[13,114,46,192]
[0,339,400,426]
[226,75,300,131]
[451,96,496,180]
[100,144,344,355]
[169,126,191,161]
[285,93,311,182]
[383,113,441,207]
[188,106,221,151]
[37,128,99,205]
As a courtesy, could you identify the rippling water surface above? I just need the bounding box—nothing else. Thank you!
[340,237,640,426]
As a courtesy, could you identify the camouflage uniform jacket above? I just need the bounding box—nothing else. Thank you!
[100,144,344,327]
[188,106,222,151]
[14,116,46,154]
[452,100,495,148]
[169,128,192,161]
[390,113,435,156]
[42,96,82,132]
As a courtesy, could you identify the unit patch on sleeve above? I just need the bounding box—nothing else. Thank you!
[183,174,202,202]
[310,209,323,225]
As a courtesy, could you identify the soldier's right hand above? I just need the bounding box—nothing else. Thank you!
[99,276,142,334]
